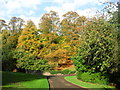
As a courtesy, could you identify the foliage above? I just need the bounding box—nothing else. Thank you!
[49,70,62,74]
[15,51,50,71]
[70,2,119,86]
[61,69,76,74]
[38,32,76,70]
[8,17,25,34]
[2,30,19,71]
[16,20,50,71]
[77,72,108,85]
[2,9,119,86]
[0,19,7,32]
[61,69,70,74]
[1,17,24,71]
[39,11,60,34]
[65,76,115,89]
[49,69,76,75]
[72,18,119,74]
[102,3,120,81]
[72,55,86,72]
[61,11,86,39]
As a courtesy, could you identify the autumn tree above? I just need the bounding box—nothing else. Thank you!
[59,11,87,65]
[61,11,87,53]
[61,11,86,40]
[15,20,50,73]
[43,34,74,70]
[39,11,87,70]
[38,11,74,69]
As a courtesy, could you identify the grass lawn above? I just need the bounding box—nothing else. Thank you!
[1,71,49,89]
[65,76,116,90]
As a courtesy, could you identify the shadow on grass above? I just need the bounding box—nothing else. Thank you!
[2,71,45,85]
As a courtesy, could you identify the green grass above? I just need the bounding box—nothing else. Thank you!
[65,76,116,90]
[1,71,49,89]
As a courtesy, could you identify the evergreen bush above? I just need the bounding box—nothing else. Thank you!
[77,72,109,85]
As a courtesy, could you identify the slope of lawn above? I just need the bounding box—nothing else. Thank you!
[1,71,49,89]
[65,76,116,90]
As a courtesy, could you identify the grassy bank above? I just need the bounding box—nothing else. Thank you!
[1,71,49,89]
[65,76,115,90]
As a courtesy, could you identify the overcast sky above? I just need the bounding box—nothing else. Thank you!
[0,0,117,26]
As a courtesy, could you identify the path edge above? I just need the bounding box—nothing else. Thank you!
[64,76,90,90]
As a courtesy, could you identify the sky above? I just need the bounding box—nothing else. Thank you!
[0,0,118,26]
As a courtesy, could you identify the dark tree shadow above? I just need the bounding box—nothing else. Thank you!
[2,71,45,85]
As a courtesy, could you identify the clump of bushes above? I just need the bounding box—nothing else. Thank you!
[61,69,76,74]
[68,70,76,74]
[49,69,76,75]
[77,72,109,85]
[49,70,61,74]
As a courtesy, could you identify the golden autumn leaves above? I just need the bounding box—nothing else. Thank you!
[15,11,88,70]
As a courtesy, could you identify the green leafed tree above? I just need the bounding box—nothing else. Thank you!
[0,19,7,32]
[8,17,25,34]
[61,11,86,40]
[72,17,119,74]
[2,29,19,71]
[39,11,60,34]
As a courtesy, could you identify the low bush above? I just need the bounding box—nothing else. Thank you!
[61,69,70,74]
[68,71,76,74]
[77,72,109,85]
[49,70,61,74]
[49,69,76,75]
[65,76,115,89]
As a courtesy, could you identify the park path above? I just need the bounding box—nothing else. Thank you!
[47,75,88,90]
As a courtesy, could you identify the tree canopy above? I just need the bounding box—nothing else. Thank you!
[1,4,119,85]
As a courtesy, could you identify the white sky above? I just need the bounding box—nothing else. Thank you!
[0,0,117,26]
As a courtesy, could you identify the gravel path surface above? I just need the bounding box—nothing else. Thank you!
[47,75,88,90]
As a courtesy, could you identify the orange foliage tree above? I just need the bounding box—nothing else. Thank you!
[15,20,50,71]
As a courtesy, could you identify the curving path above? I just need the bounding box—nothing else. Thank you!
[47,75,88,90]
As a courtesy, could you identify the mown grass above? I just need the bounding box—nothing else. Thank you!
[65,76,116,90]
[1,71,49,89]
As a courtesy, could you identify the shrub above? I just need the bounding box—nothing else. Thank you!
[61,69,70,74]
[49,70,61,74]
[49,69,76,75]
[61,69,76,74]
[76,71,83,79]
[68,71,76,74]
[77,72,109,85]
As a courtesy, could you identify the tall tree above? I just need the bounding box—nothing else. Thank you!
[1,17,25,71]
[39,11,60,34]
[15,20,50,72]
[72,17,119,74]
[60,11,87,62]
[0,19,7,32]
[2,29,18,71]
[8,17,24,34]
[61,11,86,40]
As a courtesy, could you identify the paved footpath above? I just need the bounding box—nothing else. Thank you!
[47,75,88,90]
